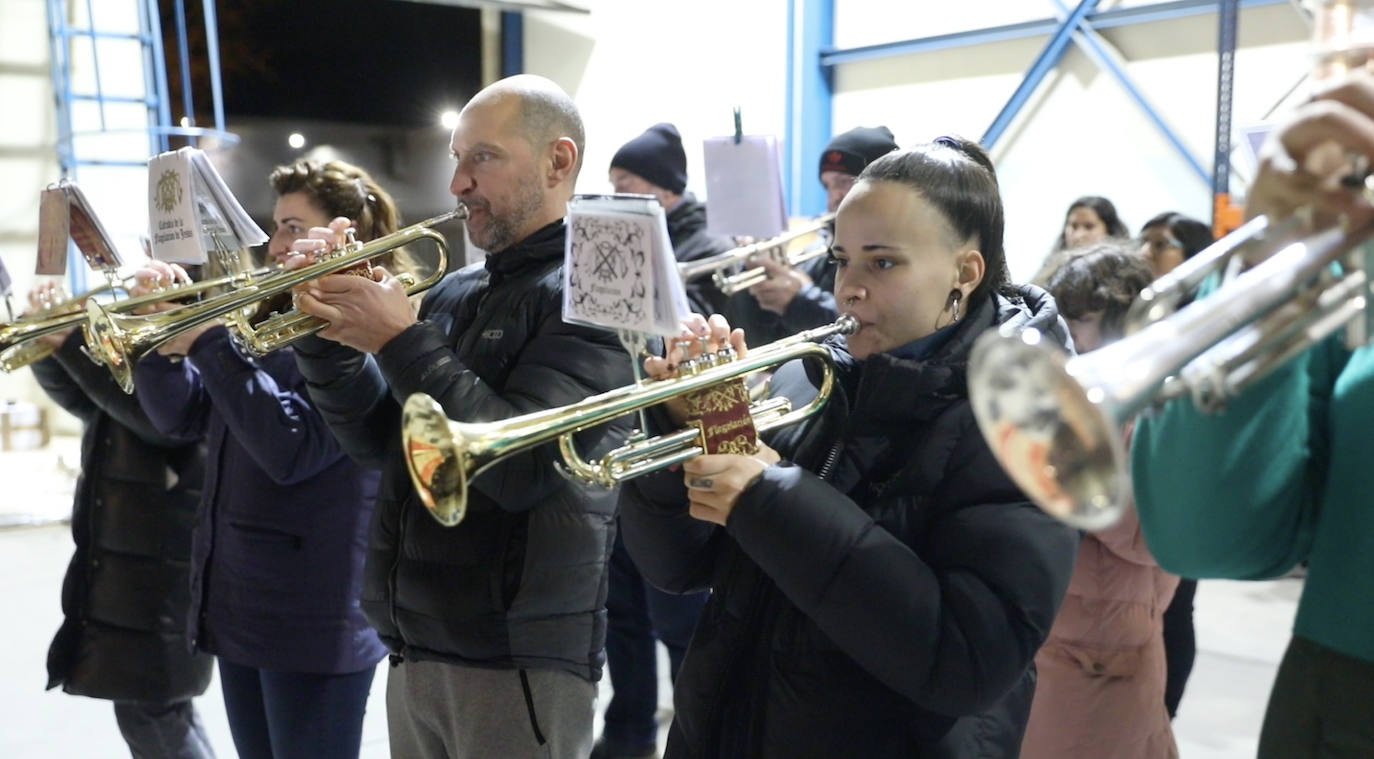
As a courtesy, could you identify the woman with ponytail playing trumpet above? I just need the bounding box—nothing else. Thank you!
[618,137,1079,758]
[130,159,394,759]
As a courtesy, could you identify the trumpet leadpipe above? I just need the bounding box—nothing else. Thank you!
[677,213,835,284]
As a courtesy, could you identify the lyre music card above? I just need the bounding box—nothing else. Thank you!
[563,194,690,336]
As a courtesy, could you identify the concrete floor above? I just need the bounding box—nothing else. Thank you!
[0,437,1295,758]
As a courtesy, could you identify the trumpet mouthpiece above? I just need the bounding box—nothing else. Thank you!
[835,313,860,336]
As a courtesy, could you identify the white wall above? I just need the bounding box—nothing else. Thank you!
[0,0,63,409]
[522,0,791,201]
[832,0,1310,281]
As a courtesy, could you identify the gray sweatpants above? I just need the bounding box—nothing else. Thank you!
[386,659,595,759]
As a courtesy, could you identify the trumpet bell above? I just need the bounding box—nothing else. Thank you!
[968,330,1129,532]
[84,299,138,391]
[969,212,1372,532]
[402,393,470,527]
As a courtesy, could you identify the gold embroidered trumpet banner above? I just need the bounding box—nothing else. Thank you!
[683,379,758,455]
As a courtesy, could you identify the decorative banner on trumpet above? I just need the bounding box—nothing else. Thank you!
[37,180,122,276]
[148,147,267,264]
[563,194,691,337]
[683,378,758,456]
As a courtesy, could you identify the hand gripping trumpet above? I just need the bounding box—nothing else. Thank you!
[401,314,860,527]
[677,214,835,297]
[966,213,1374,531]
[83,207,466,393]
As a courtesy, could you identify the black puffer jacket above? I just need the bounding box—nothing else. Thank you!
[666,193,733,317]
[34,331,213,703]
[295,220,634,680]
[620,286,1079,758]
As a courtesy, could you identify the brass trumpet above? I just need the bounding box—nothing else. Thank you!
[84,207,466,393]
[966,213,1371,530]
[0,273,259,372]
[402,314,859,526]
[0,280,126,371]
[677,214,835,296]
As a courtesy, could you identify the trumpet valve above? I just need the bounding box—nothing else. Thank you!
[674,339,702,375]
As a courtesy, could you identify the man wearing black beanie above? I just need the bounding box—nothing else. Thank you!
[728,125,898,346]
[600,122,720,759]
[610,122,733,317]
[818,125,898,213]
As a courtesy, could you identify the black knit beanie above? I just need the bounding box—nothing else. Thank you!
[610,123,688,194]
[819,126,898,178]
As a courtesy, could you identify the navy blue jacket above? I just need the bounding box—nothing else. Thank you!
[293,220,634,680]
[620,287,1079,758]
[135,325,386,674]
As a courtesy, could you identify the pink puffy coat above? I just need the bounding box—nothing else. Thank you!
[1019,504,1180,759]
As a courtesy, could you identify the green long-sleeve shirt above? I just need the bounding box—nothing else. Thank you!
[1131,335,1374,663]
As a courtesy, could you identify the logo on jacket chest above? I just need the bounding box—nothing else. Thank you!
[481,329,504,340]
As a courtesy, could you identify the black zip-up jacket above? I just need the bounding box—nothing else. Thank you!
[667,193,733,317]
[620,286,1079,758]
[294,220,635,680]
[34,331,213,703]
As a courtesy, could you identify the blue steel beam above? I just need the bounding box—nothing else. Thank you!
[173,0,196,142]
[784,0,834,217]
[202,0,227,136]
[1051,0,1211,185]
[46,0,85,291]
[144,0,174,151]
[70,93,158,104]
[502,11,524,77]
[982,0,1101,149]
[83,0,107,131]
[1213,0,1242,234]
[52,28,149,41]
[820,0,1289,67]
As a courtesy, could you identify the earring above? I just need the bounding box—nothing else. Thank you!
[948,290,962,324]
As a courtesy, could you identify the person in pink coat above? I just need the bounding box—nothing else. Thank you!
[1020,241,1180,759]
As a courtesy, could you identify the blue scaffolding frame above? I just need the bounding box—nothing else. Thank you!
[45,0,238,289]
